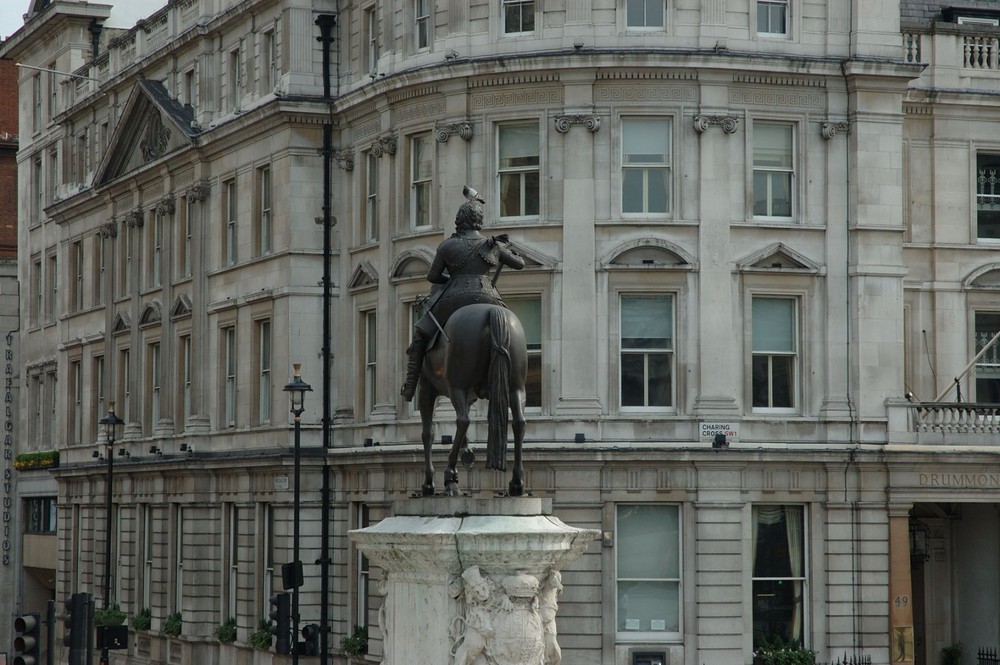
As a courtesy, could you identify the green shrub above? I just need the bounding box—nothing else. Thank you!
[340,625,368,657]
[94,604,126,626]
[163,612,182,637]
[13,450,59,471]
[754,638,816,665]
[214,617,237,643]
[130,608,152,632]
[249,620,273,651]
[941,643,963,665]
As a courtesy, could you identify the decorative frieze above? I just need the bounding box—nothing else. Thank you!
[471,87,562,110]
[595,85,696,103]
[693,114,739,134]
[140,110,170,163]
[553,113,600,133]
[730,87,824,109]
[435,121,473,142]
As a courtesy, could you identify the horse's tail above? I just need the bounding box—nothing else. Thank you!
[486,307,511,471]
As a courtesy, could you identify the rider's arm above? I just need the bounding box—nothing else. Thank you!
[499,246,525,271]
[427,250,450,283]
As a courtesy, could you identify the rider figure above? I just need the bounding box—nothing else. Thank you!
[400,201,525,401]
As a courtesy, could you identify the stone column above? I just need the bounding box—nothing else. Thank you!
[351,497,598,665]
[888,506,915,665]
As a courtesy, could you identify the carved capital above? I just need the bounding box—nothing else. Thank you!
[693,114,739,134]
[333,149,355,171]
[821,121,851,140]
[435,121,473,143]
[98,220,118,238]
[553,114,601,133]
[155,195,176,216]
[370,133,397,158]
[123,208,144,228]
[184,182,211,203]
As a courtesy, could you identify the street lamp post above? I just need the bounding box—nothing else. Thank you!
[98,402,124,665]
[283,364,312,665]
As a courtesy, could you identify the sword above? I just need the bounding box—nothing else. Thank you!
[428,309,449,341]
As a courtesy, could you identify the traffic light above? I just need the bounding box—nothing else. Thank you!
[13,611,40,665]
[300,623,320,656]
[63,593,87,656]
[269,592,291,655]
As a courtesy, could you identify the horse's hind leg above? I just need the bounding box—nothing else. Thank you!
[419,387,437,496]
[445,390,472,496]
[508,389,527,497]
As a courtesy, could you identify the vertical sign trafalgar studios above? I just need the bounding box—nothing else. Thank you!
[2,332,13,566]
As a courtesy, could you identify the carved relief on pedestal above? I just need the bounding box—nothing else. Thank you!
[446,566,563,665]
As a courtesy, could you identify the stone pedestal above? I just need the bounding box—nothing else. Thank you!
[349,497,598,665]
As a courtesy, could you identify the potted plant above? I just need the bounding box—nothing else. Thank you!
[94,604,127,627]
[214,617,237,643]
[13,450,59,471]
[941,643,963,665]
[249,620,272,651]
[341,625,368,659]
[163,612,182,637]
[130,608,152,632]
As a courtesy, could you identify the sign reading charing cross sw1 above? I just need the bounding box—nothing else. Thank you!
[699,422,739,443]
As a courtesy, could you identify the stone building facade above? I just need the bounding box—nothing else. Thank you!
[2,1,1000,664]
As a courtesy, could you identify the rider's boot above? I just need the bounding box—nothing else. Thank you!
[400,330,428,401]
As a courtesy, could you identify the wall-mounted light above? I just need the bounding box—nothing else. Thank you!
[118,448,130,458]
[179,443,194,454]
[92,450,103,460]
[574,433,586,443]
[441,435,453,446]
[910,519,930,565]
[149,446,162,456]
[712,433,729,450]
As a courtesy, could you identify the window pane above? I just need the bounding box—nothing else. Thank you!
[754,123,793,168]
[499,174,522,217]
[752,298,794,352]
[524,172,540,215]
[499,124,539,168]
[413,137,432,179]
[622,296,672,349]
[617,580,679,632]
[621,354,646,407]
[769,172,792,217]
[617,505,679,579]
[624,119,669,163]
[648,353,672,406]
[752,354,770,407]
[753,580,803,645]
[623,170,645,213]
[648,168,669,213]
[770,355,794,407]
[752,505,804,577]
[507,298,541,348]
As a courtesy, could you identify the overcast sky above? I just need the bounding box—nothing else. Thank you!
[1,0,168,43]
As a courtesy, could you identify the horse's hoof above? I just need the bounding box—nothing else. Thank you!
[445,483,460,497]
[460,447,475,469]
[422,483,435,496]
[508,480,525,497]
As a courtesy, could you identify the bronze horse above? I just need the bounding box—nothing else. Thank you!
[417,303,528,497]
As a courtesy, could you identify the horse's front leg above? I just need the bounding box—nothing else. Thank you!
[418,387,436,496]
[508,390,527,497]
[445,390,472,496]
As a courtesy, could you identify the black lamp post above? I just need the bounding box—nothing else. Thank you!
[283,364,312,664]
[98,401,124,665]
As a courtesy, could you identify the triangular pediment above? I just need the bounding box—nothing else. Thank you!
[170,294,193,320]
[112,311,132,335]
[738,243,820,274]
[506,242,557,270]
[95,80,198,186]
[349,261,379,291]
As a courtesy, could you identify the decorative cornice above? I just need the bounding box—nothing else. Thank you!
[155,195,176,215]
[820,121,851,140]
[553,114,600,134]
[334,149,355,171]
[693,114,739,134]
[435,122,473,143]
[370,133,398,158]
[184,182,211,203]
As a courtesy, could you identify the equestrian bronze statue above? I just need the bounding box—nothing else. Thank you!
[401,197,529,496]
